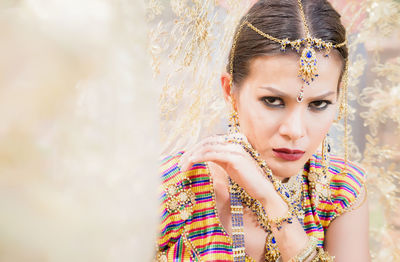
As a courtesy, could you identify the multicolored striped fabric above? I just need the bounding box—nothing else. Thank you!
[157,151,365,261]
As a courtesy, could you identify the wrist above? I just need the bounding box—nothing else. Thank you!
[259,186,290,218]
[259,184,286,206]
[257,179,280,206]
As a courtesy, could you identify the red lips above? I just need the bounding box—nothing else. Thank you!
[273,148,305,161]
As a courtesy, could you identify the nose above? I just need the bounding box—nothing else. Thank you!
[278,107,306,141]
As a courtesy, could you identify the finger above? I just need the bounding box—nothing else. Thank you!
[189,148,252,185]
[179,137,244,171]
[188,149,241,171]
[179,136,229,171]
[179,139,227,171]
[181,142,245,172]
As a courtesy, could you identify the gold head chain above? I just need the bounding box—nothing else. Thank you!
[228,0,349,171]
[229,0,347,103]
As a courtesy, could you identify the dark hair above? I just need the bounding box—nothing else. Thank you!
[227,0,348,88]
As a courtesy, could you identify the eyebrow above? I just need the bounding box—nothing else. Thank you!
[259,86,336,100]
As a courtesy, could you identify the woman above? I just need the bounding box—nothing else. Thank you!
[156,0,369,261]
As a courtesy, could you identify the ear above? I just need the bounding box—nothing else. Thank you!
[221,72,233,104]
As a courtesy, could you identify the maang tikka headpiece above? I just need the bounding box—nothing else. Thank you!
[229,0,347,103]
[229,0,350,173]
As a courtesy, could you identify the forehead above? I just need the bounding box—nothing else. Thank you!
[243,52,343,95]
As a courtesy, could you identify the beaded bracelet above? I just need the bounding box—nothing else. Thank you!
[288,236,318,262]
[266,206,295,230]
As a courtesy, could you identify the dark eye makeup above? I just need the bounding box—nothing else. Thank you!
[262,96,284,108]
[261,96,332,111]
[309,100,332,111]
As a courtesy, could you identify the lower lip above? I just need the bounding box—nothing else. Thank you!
[273,151,304,161]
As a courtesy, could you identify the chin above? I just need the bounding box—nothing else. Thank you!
[267,158,306,180]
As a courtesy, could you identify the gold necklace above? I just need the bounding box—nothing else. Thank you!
[225,133,305,261]
[225,133,304,212]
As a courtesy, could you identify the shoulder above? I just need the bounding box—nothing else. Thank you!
[159,151,211,192]
[329,155,366,200]
[158,151,212,251]
[160,151,185,185]
[308,154,367,220]
[330,156,367,217]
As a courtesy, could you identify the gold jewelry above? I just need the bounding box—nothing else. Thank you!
[226,132,306,261]
[228,178,247,261]
[321,135,330,175]
[311,247,335,262]
[225,133,304,210]
[297,85,305,103]
[230,180,272,232]
[228,0,350,173]
[267,207,295,230]
[340,59,349,176]
[228,106,240,134]
[288,236,318,262]
[265,233,281,262]
[231,180,297,231]
[308,135,335,206]
[229,19,247,88]
[155,250,168,262]
[245,21,345,86]
[163,178,196,220]
[229,0,347,102]
[308,170,332,207]
[227,133,304,261]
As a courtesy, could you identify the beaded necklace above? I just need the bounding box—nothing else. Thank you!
[226,133,305,261]
[229,178,246,262]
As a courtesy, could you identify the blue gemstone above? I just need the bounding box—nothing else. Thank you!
[306,51,312,58]
[271,237,276,244]
[285,192,290,198]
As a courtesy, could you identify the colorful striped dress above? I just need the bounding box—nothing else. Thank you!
[156,151,366,261]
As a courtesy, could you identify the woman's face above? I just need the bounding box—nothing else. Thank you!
[229,53,342,179]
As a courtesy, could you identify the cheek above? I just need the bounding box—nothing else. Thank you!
[237,95,277,141]
[238,104,266,136]
[307,110,336,146]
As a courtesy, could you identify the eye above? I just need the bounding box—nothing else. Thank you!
[309,100,332,111]
[262,96,284,108]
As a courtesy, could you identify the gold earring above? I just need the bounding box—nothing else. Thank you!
[321,134,330,175]
[339,60,349,175]
[308,135,333,206]
[228,99,240,134]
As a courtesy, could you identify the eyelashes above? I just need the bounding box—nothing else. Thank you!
[309,100,332,111]
[262,97,284,108]
[261,96,332,111]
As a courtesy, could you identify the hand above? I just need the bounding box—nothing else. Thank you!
[178,135,276,205]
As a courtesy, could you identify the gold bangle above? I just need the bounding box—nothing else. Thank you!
[288,236,318,262]
[311,247,335,262]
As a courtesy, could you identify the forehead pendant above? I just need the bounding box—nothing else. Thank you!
[233,1,346,104]
[297,85,305,103]
[297,40,318,102]
[300,41,318,85]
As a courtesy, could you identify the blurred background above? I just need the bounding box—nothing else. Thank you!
[0,0,158,261]
[0,0,399,261]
